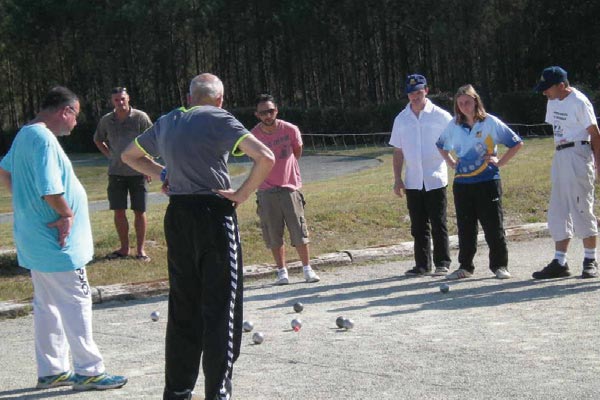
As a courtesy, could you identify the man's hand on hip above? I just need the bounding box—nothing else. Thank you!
[47,216,73,247]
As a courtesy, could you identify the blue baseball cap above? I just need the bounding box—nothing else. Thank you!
[405,74,427,94]
[534,66,568,92]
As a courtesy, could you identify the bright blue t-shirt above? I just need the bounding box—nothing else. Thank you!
[436,114,522,184]
[0,124,93,271]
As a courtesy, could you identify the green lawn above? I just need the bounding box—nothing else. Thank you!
[0,137,585,302]
[0,157,246,214]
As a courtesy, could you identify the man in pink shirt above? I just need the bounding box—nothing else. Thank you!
[251,94,320,285]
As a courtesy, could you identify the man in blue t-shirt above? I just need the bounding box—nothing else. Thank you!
[122,73,275,400]
[0,87,127,391]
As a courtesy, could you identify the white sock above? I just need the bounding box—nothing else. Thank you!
[584,248,596,260]
[555,251,567,266]
[303,265,312,271]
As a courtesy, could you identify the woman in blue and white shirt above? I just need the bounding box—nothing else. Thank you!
[436,84,523,280]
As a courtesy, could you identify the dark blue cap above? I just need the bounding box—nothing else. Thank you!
[405,74,427,94]
[534,66,567,92]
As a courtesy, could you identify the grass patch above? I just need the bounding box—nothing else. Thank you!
[0,137,590,301]
[0,157,246,214]
[0,254,32,302]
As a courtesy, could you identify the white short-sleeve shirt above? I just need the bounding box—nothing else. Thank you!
[389,99,452,191]
[546,87,597,145]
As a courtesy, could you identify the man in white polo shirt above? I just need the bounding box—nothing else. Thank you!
[532,66,600,279]
[390,74,453,276]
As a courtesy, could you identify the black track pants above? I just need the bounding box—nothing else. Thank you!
[162,195,243,400]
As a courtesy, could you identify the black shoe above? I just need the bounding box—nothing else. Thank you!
[532,259,571,279]
[215,378,232,400]
[405,266,431,276]
[163,389,194,400]
[582,258,598,279]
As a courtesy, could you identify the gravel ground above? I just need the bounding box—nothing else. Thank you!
[1,237,599,399]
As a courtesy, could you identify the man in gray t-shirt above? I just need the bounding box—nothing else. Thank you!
[136,106,246,195]
[122,73,274,400]
[93,87,153,261]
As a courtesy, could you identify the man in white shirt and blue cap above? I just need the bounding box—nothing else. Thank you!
[390,74,453,276]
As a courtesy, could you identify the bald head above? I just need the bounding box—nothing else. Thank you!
[189,73,224,107]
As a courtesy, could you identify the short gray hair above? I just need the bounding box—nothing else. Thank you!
[189,73,224,103]
[41,86,79,112]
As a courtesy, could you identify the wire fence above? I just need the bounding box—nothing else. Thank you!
[303,123,554,151]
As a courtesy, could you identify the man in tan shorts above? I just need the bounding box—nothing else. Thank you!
[251,94,320,285]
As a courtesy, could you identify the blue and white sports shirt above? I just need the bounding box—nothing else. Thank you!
[436,114,522,184]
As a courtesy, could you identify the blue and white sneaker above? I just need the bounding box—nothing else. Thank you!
[36,370,75,389]
[72,372,128,391]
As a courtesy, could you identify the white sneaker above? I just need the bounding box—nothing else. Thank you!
[445,268,472,280]
[432,266,450,276]
[275,268,289,285]
[303,268,320,283]
[494,267,511,279]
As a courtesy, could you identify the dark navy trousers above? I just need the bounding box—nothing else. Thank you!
[453,179,508,273]
[405,185,451,270]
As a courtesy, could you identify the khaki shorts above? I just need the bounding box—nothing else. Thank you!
[256,188,309,248]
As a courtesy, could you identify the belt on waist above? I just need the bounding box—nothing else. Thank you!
[169,194,229,206]
[258,186,294,194]
[169,194,236,215]
[555,141,590,151]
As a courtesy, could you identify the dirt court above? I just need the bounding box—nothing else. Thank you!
[1,236,599,399]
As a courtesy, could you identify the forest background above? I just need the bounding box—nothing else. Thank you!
[0,0,599,153]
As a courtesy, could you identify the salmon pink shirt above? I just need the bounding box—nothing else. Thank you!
[251,120,303,191]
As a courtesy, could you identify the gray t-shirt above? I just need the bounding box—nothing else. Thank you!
[135,105,249,195]
[94,108,153,176]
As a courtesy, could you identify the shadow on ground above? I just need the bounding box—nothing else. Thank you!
[245,269,600,317]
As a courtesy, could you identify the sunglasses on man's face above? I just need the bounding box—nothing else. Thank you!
[257,109,276,117]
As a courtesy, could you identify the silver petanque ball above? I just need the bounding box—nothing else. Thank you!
[252,332,264,344]
[291,318,303,331]
[242,320,254,332]
[150,311,160,322]
[342,318,355,330]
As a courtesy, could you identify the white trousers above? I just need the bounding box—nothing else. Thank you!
[548,144,598,241]
[31,268,105,377]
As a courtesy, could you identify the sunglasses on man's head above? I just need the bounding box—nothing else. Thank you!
[257,109,276,116]
[111,87,127,94]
